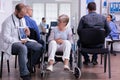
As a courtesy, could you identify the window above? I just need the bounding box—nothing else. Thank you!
[59,3,71,27]
[46,3,58,26]
[33,3,71,27]
[33,3,44,25]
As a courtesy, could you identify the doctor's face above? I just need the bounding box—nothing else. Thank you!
[16,8,26,19]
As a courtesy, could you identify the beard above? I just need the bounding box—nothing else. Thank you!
[16,14,22,19]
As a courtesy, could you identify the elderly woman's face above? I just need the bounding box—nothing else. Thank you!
[58,19,66,30]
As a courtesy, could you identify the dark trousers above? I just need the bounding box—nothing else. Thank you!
[77,40,103,61]
[82,52,98,61]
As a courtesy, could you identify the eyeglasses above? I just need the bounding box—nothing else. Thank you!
[57,19,66,23]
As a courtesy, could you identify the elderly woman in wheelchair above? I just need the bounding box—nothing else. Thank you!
[46,14,73,71]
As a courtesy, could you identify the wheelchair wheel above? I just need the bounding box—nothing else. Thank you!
[74,67,81,79]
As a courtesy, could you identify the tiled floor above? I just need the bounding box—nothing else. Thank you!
[0,54,120,80]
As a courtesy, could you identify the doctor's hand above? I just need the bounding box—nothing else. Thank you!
[21,39,28,44]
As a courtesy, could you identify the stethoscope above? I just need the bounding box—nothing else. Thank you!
[12,14,23,28]
[12,14,16,28]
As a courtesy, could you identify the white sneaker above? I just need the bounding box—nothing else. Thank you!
[64,65,70,71]
[46,65,53,72]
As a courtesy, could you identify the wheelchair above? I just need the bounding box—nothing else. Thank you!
[39,28,81,79]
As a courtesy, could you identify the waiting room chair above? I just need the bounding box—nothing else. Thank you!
[0,28,43,78]
[14,28,42,72]
[0,51,10,78]
[108,33,120,56]
[77,28,111,78]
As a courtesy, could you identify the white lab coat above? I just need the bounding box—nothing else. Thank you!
[0,14,27,60]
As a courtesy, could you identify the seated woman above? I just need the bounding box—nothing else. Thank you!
[46,14,73,71]
[107,14,119,39]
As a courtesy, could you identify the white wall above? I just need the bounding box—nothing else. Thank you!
[80,0,101,17]
[0,0,13,32]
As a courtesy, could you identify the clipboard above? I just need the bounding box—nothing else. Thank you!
[18,27,27,40]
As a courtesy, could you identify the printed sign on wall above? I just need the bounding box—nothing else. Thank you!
[110,2,120,13]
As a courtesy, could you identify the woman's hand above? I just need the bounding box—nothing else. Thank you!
[24,27,30,36]
[55,38,63,44]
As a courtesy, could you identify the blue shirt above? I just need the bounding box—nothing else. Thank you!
[24,15,40,41]
[107,21,119,39]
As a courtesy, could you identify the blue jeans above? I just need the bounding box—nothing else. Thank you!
[25,41,42,67]
[12,41,42,76]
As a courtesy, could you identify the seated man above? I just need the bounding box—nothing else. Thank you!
[1,3,42,80]
[24,5,44,72]
[24,5,43,44]
[39,17,48,42]
[106,14,119,39]
[39,17,47,34]
[77,2,110,65]
[46,14,73,71]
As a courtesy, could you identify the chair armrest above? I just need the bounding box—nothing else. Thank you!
[109,34,114,41]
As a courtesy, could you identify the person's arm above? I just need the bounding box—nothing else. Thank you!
[110,22,118,34]
[40,23,46,33]
[33,21,41,41]
[48,29,60,44]
[24,27,30,36]
[77,17,84,36]
[23,17,30,36]
[2,21,15,44]
[41,26,46,33]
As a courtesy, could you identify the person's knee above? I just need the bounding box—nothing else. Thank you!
[18,43,27,51]
[49,40,57,44]
[49,40,57,46]
[63,40,71,47]
[17,43,27,55]
[34,43,43,52]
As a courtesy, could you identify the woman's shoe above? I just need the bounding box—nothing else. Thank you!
[46,65,53,72]
[64,65,70,71]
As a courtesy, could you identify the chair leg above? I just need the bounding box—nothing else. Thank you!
[110,43,113,53]
[29,51,33,74]
[15,55,17,68]
[104,53,107,73]
[38,63,40,68]
[100,54,103,65]
[69,53,73,69]
[7,60,10,73]
[0,51,4,78]
[34,66,36,72]
[108,52,111,78]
